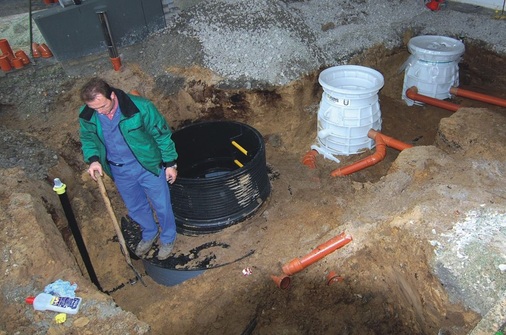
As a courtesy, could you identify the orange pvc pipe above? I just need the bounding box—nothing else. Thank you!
[110,56,122,71]
[38,43,53,58]
[271,274,291,289]
[0,39,14,59]
[331,133,386,177]
[331,130,412,177]
[15,50,30,65]
[0,55,12,72]
[450,86,506,108]
[282,232,352,276]
[301,149,318,169]
[406,86,460,112]
[368,129,413,151]
[11,57,24,70]
[31,43,41,58]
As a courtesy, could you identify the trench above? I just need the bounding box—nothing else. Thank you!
[83,43,503,333]
[2,40,506,334]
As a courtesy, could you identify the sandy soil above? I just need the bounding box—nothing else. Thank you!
[1,1,506,335]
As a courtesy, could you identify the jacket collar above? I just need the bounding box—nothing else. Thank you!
[79,88,140,121]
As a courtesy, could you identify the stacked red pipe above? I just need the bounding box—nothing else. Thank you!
[0,39,54,73]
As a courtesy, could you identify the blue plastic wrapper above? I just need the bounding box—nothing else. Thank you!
[44,279,78,298]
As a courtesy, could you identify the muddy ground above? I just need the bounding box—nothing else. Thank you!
[1,1,506,335]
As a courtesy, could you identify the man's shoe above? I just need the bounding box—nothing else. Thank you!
[135,233,159,257]
[157,240,175,260]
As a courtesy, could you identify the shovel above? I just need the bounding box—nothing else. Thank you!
[95,172,147,287]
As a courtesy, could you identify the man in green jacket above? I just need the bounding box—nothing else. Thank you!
[79,77,177,260]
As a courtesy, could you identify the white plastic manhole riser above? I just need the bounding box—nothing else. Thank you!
[402,35,465,106]
[314,65,384,157]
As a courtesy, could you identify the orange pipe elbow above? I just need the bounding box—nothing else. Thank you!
[368,129,413,151]
[450,86,506,108]
[282,232,352,276]
[302,149,318,169]
[406,86,460,112]
[330,134,386,177]
[330,130,413,177]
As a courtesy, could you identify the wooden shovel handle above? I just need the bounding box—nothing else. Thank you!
[94,172,130,259]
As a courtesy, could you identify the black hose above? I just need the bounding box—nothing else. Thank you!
[53,179,102,292]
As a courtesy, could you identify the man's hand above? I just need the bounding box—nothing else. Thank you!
[165,167,177,184]
[88,161,103,181]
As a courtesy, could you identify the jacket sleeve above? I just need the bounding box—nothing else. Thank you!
[79,108,101,164]
[141,100,178,164]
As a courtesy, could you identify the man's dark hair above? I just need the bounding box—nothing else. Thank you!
[80,77,113,102]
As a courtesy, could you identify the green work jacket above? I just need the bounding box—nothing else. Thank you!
[78,89,177,178]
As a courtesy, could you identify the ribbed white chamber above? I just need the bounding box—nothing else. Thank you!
[315,65,384,156]
[402,35,465,106]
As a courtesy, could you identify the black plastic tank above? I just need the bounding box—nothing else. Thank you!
[170,121,271,235]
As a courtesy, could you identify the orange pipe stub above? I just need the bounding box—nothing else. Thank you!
[367,129,413,151]
[450,86,506,108]
[0,55,12,72]
[11,57,24,70]
[331,134,386,177]
[15,50,30,65]
[271,274,291,289]
[110,57,122,71]
[32,43,41,58]
[282,232,352,276]
[326,271,344,285]
[38,43,53,58]
[406,86,460,112]
[0,39,14,59]
[302,149,318,169]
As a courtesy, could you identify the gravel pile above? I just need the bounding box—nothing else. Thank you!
[142,0,506,87]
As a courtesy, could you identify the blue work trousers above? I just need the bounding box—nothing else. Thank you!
[110,160,176,244]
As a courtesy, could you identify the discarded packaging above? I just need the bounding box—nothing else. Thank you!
[26,292,82,314]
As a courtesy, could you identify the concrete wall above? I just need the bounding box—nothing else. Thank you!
[33,0,165,61]
[453,0,505,10]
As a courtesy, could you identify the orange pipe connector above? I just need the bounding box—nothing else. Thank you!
[282,232,352,276]
[38,43,53,58]
[0,55,12,72]
[11,58,24,70]
[301,149,318,169]
[330,129,412,177]
[32,43,41,58]
[450,86,506,108]
[326,271,344,285]
[406,86,460,112]
[15,50,30,65]
[271,274,291,289]
[110,56,122,71]
[368,129,412,151]
[0,39,14,60]
[331,132,386,177]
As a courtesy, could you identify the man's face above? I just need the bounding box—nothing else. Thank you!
[86,92,116,115]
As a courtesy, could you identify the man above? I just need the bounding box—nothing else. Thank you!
[78,77,178,260]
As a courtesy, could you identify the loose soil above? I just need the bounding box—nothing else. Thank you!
[1,7,506,335]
